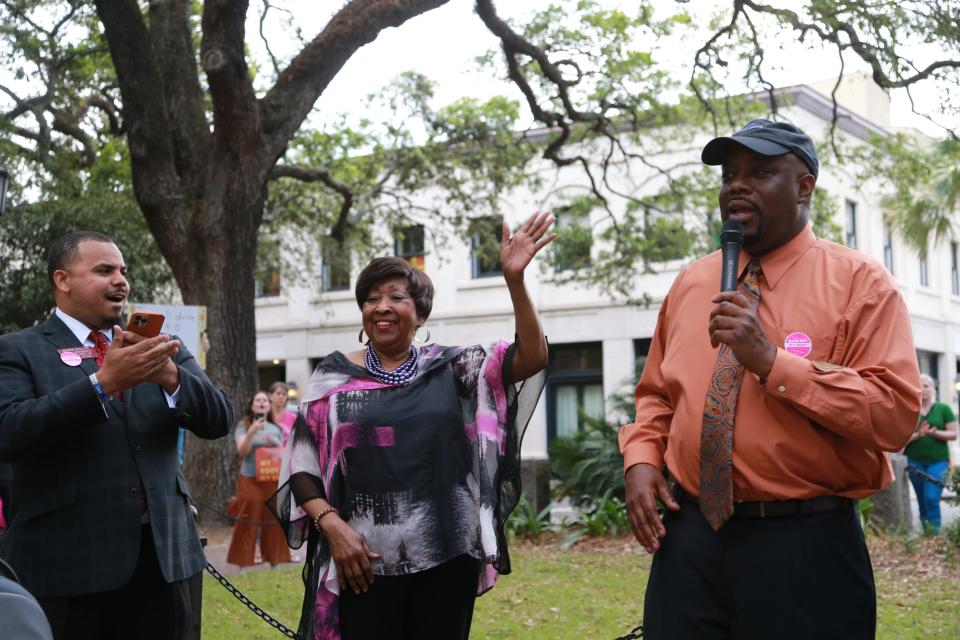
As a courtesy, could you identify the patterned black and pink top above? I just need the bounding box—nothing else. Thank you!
[271,342,545,640]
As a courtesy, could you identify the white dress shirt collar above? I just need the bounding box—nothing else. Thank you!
[54,308,112,347]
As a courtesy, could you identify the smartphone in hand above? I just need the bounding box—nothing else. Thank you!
[128,311,165,338]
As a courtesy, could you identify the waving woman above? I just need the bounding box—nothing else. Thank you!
[272,212,555,640]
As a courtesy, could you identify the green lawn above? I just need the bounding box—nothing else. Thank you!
[201,537,960,639]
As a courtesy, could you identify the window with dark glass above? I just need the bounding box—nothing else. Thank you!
[255,270,281,298]
[322,241,351,292]
[470,217,502,278]
[255,238,282,298]
[844,200,858,249]
[546,342,604,441]
[917,349,939,383]
[883,222,894,274]
[919,249,929,287]
[394,224,426,271]
[634,338,652,381]
[257,362,286,391]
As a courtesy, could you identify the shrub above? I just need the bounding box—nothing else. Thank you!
[561,489,631,549]
[549,412,625,508]
[506,494,553,541]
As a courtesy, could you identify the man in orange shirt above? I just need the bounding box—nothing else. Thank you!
[620,120,920,640]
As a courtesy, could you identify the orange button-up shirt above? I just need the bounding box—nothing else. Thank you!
[620,225,921,501]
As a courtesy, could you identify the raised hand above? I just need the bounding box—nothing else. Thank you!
[96,326,180,396]
[500,211,557,283]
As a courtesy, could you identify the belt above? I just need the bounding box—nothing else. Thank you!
[675,486,853,519]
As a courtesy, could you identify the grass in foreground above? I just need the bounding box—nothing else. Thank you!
[202,535,959,639]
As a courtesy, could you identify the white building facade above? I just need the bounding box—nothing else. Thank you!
[254,77,960,500]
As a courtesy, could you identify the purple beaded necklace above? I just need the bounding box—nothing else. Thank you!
[364,345,420,385]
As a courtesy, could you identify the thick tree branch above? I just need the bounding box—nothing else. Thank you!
[148,0,210,195]
[739,0,960,89]
[259,0,450,159]
[475,0,612,205]
[47,106,96,167]
[93,0,186,244]
[201,0,258,141]
[87,93,123,136]
[270,164,354,241]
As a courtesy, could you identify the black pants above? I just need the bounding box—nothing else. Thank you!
[643,501,875,640]
[39,525,193,640]
[340,554,480,640]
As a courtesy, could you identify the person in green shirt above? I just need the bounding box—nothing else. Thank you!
[904,374,958,534]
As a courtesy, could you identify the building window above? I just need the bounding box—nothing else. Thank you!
[255,270,281,298]
[470,217,502,278]
[952,242,959,295]
[547,342,604,441]
[257,362,286,392]
[553,204,593,271]
[917,349,939,383]
[919,249,929,287]
[255,239,282,298]
[882,222,894,274]
[844,200,858,249]
[322,241,351,292]
[394,225,425,271]
[634,338,652,381]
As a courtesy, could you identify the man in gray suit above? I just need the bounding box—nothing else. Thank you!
[0,231,233,639]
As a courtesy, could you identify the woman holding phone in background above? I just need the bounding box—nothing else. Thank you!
[227,390,291,567]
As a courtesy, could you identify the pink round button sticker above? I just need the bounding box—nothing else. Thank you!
[60,351,82,366]
[784,332,812,358]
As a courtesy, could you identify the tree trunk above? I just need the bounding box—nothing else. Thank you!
[870,453,914,532]
[168,166,264,525]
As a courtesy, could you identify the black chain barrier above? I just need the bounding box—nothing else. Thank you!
[192,496,278,526]
[195,497,643,639]
[613,625,644,639]
[204,561,300,639]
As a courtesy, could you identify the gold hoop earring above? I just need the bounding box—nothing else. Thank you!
[358,328,368,345]
[414,325,431,345]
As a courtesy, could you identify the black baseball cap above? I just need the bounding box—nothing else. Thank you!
[701,119,818,177]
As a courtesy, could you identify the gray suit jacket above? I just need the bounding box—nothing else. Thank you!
[0,314,233,597]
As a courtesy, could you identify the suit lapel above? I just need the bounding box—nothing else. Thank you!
[40,314,126,418]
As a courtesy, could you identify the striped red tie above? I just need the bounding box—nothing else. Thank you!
[699,260,762,530]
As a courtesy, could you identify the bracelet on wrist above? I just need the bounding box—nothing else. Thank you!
[89,373,111,404]
[312,506,340,533]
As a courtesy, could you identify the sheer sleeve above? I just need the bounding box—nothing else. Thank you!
[268,409,327,549]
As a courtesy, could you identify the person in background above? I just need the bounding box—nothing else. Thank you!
[227,390,290,567]
[904,373,958,535]
[269,381,297,441]
[272,212,555,640]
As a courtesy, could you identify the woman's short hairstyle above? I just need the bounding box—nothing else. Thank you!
[354,257,434,320]
[919,373,936,388]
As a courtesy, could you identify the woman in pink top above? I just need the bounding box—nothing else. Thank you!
[269,381,297,440]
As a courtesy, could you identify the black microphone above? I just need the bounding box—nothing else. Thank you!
[720,219,744,292]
